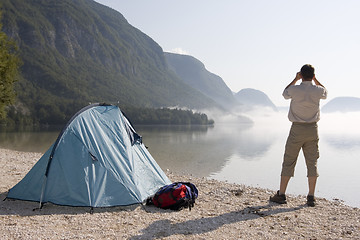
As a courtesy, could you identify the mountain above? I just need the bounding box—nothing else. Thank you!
[1,0,217,124]
[322,97,360,113]
[234,88,277,111]
[164,52,238,110]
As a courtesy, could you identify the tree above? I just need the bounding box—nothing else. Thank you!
[0,13,21,119]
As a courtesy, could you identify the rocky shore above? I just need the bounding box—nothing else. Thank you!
[1,148,359,239]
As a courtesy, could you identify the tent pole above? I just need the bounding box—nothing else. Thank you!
[39,176,48,209]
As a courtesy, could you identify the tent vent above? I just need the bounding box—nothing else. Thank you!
[89,152,98,161]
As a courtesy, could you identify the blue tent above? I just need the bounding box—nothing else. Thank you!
[7,103,171,207]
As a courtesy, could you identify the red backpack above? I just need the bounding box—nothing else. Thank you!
[147,182,198,211]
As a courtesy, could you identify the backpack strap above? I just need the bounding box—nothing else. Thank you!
[179,182,198,211]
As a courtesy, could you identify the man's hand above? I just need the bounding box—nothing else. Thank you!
[295,72,302,81]
[285,72,301,89]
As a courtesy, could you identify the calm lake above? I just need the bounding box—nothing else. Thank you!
[1,111,359,208]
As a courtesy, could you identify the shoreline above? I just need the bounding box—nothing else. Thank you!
[1,148,359,239]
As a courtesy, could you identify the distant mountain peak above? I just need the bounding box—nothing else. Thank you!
[234,88,277,111]
[322,96,360,113]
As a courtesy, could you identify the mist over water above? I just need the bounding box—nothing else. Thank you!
[207,108,360,208]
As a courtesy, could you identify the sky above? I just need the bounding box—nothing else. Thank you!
[95,0,360,106]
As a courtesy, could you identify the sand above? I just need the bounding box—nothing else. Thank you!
[1,148,359,239]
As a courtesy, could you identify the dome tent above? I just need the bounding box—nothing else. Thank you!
[7,103,171,207]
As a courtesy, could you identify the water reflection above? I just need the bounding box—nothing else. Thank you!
[137,123,275,177]
[323,133,360,150]
[0,130,59,153]
[233,126,275,160]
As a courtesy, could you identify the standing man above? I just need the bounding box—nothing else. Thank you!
[270,64,327,207]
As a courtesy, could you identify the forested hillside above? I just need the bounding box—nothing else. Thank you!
[1,0,217,125]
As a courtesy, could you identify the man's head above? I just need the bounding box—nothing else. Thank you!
[300,64,315,80]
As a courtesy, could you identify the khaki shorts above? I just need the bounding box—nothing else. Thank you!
[281,122,320,177]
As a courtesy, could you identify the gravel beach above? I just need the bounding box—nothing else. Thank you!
[1,148,359,239]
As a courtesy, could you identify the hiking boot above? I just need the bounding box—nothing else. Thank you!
[269,190,287,204]
[307,195,316,207]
